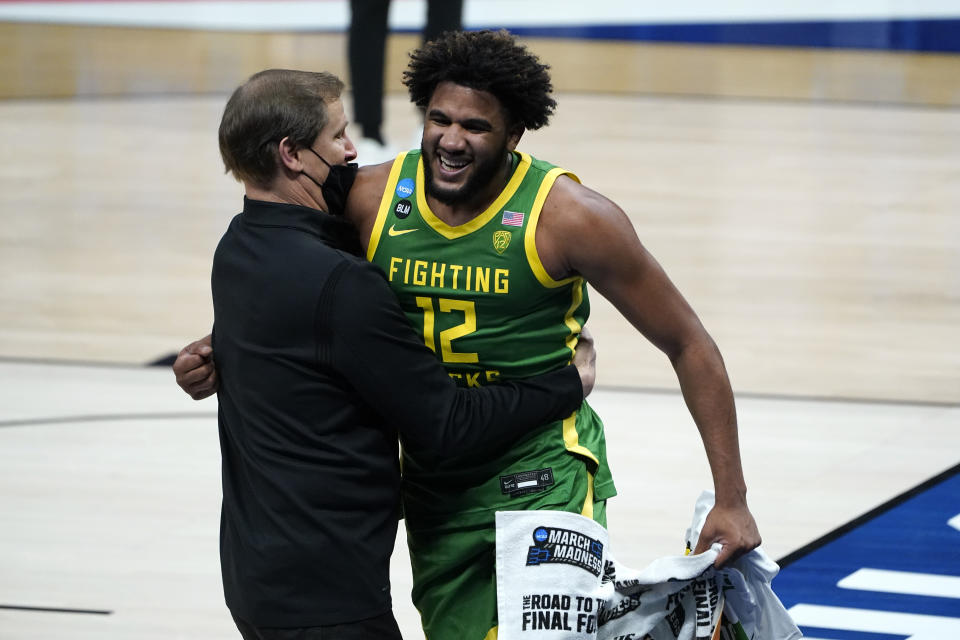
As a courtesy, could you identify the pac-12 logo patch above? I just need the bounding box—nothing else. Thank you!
[493,230,512,254]
[396,178,415,199]
[395,199,412,219]
[526,526,604,576]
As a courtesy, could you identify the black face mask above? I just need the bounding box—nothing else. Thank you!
[304,148,358,216]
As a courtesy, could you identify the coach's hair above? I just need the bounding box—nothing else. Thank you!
[219,69,344,187]
[403,30,556,131]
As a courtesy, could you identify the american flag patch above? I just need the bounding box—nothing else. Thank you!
[501,210,525,227]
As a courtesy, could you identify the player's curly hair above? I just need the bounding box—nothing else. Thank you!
[403,30,556,131]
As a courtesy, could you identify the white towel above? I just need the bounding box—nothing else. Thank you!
[495,491,801,640]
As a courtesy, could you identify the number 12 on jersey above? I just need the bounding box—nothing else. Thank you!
[415,296,479,364]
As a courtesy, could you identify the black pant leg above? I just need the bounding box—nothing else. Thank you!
[231,612,265,640]
[231,610,403,640]
[324,611,403,639]
[348,0,391,141]
[423,0,464,43]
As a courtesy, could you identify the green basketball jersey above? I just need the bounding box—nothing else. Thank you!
[367,150,616,518]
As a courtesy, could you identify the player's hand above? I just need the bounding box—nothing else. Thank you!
[693,501,762,568]
[173,334,218,400]
[572,326,597,397]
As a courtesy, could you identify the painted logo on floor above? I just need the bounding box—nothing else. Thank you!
[775,464,960,639]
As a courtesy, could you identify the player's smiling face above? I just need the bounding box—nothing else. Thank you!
[421,81,522,207]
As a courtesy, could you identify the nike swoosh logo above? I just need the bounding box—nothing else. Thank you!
[388,224,419,236]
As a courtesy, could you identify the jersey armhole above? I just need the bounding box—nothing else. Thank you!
[524,167,582,289]
[366,152,409,261]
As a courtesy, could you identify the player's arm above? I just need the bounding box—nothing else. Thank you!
[170,281,598,415]
[324,260,594,458]
[343,161,394,253]
[539,176,761,567]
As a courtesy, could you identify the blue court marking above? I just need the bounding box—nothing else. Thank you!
[468,19,960,53]
[774,464,960,635]
[793,628,905,640]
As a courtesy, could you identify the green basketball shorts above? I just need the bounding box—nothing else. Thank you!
[404,461,607,640]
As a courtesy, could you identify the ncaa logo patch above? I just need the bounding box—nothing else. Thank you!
[396,178,415,199]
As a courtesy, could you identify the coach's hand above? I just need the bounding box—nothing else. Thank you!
[572,326,597,397]
[173,333,218,400]
[694,501,762,568]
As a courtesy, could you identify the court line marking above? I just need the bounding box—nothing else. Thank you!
[5,355,956,409]
[838,568,960,599]
[0,412,215,429]
[0,604,112,615]
[599,383,960,409]
[777,462,960,568]
[788,603,960,637]
[0,355,176,370]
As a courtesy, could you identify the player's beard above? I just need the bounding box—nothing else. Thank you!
[422,142,508,206]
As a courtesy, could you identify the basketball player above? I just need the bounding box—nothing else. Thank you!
[175,30,761,640]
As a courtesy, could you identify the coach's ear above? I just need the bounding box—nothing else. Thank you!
[277,136,303,172]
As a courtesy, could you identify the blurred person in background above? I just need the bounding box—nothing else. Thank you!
[348,0,464,163]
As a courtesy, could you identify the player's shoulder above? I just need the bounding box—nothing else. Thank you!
[542,171,623,233]
[344,161,393,226]
[354,148,418,183]
[353,160,393,195]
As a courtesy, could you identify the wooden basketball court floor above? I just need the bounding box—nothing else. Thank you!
[1,38,959,639]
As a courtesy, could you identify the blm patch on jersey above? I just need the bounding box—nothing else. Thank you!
[394,199,411,218]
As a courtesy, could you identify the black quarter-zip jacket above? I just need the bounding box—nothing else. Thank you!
[212,197,582,626]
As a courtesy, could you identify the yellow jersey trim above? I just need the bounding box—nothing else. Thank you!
[366,151,409,262]
[562,410,600,469]
[524,167,581,289]
[580,472,596,520]
[562,281,585,358]
[415,152,533,240]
